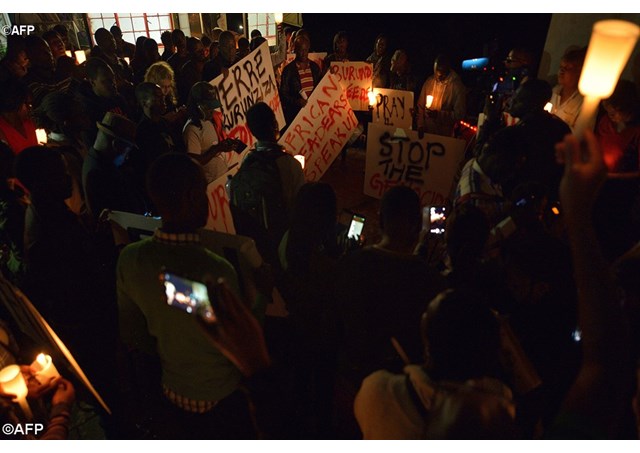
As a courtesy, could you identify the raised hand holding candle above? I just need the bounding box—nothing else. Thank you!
[31,353,60,384]
[426,95,434,109]
[0,365,33,420]
[574,20,640,138]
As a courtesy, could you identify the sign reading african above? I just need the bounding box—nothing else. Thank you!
[364,123,467,206]
[279,73,358,181]
[209,42,285,155]
[371,88,414,130]
[328,62,373,111]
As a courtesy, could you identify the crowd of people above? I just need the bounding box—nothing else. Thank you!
[0,18,639,441]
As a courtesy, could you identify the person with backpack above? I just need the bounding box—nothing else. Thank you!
[229,102,304,266]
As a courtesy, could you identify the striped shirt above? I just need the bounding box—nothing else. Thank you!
[298,66,314,99]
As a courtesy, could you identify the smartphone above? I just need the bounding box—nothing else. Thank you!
[429,206,447,235]
[160,271,216,321]
[347,214,365,240]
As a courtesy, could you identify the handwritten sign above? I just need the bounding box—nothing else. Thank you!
[371,88,414,130]
[364,123,466,206]
[284,52,327,73]
[329,62,373,111]
[209,42,285,154]
[279,73,358,181]
[205,164,240,234]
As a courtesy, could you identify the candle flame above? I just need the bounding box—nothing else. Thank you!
[37,353,47,365]
[35,129,48,144]
[367,89,377,106]
[544,102,553,112]
[294,155,305,169]
[426,95,434,109]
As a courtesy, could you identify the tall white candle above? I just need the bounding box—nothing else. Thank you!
[0,365,32,420]
[574,20,640,138]
[426,95,434,109]
[31,353,60,384]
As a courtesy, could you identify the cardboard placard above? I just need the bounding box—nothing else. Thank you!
[279,73,358,181]
[328,61,373,111]
[209,42,285,155]
[364,123,467,206]
[371,88,414,130]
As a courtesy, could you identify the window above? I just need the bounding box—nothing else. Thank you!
[246,13,277,46]
[87,13,173,46]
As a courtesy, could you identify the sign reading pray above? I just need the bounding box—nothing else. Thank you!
[371,88,414,130]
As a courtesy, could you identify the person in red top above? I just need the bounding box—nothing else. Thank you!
[0,78,37,154]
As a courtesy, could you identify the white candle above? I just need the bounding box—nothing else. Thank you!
[294,154,305,169]
[544,102,553,113]
[0,365,32,420]
[574,19,640,138]
[65,50,72,58]
[274,13,284,24]
[368,89,377,107]
[35,128,47,145]
[426,95,434,109]
[124,57,130,65]
[31,353,60,384]
[74,50,86,65]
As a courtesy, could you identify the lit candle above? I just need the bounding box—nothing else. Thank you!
[31,353,60,384]
[35,128,48,144]
[367,89,377,107]
[426,95,434,109]
[65,50,72,58]
[74,50,86,65]
[574,19,640,138]
[0,365,32,420]
[274,13,284,24]
[544,102,553,113]
[294,154,305,169]
[124,57,130,65]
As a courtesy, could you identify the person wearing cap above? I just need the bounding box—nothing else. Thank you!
[183,82,235,183]
[82,111,147,222]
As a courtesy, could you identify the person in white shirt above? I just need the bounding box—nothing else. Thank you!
[550,48,586,132]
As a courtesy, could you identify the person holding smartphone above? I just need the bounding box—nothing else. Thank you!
[117,153,264,439]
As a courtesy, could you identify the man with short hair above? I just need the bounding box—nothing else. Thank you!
[132,82,176,201]
[178,37,206,105]
[508,78,571,202]
[338,186,446,378]
[202,31,236,82]
[23,35,70,107]
[92,27,132,86]
[117,152,260,438]
[160,31,175,62]
[230,102,304,264]
[74,57,130,148]
[110,25,136,59]
[82,111,146,221]
[167,29,189,76]
[417,55,466,136]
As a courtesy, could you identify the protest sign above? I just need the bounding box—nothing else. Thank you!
[364,123,466,206]
[328,62,373,111]
[209,42,285,158]
[279,73,358,181]
[205,163,241,234]
[371,88,414,130]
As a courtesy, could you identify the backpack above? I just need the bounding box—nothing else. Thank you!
[229,146,289,247]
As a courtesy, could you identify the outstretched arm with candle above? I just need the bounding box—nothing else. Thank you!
[547,131,633,438]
